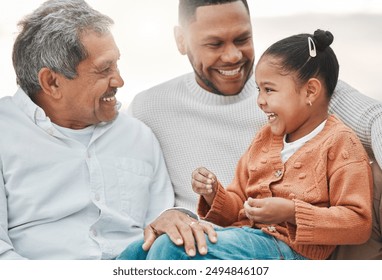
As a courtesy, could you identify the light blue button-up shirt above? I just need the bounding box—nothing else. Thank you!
[0,88,174,259]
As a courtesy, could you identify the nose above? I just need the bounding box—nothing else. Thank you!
[221,44,242,64]
[257,90,266,108]
[110,68,124,88]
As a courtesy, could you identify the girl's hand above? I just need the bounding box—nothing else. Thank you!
[244,197,296,225]
[192,167,217,205]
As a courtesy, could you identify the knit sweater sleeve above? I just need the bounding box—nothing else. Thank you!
[290,129,373,245]
[329,80,382,167]
[197,145,252,227]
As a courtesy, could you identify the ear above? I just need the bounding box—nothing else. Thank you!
[304,78,322,104]
[38,68,62,100]
[174,26,187,55]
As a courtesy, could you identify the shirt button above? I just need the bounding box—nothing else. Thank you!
[36,110,45,120]
[91,229,97,237]
[46,128,54,135]
[94,193,100,201]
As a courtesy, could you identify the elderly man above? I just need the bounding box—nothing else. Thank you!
[0,0,173,259]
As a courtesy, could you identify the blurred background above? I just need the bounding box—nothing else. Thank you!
[1,0,381,108]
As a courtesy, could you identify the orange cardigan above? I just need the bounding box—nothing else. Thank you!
[198,115,373,260]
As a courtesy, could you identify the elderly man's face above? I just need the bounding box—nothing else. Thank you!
[57,31,124,129]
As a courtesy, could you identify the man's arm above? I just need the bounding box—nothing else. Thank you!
[144,132,175,225]
[329,80,382,167]
[0,169,26,259]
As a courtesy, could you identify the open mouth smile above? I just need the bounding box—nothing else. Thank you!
[266,112,277,121]
[218,67,241,76]
[102,96,116,102]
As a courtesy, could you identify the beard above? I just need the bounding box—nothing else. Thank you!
[189,57,254,96]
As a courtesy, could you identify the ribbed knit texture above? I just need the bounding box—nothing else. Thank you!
[129,73,381,212]
[329,80,382,166]
[198,115,373,260]
[129,73,266,211]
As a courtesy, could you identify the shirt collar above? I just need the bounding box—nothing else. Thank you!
[11,87,117,143]
[283,119,327,146]
[12,87,48,124]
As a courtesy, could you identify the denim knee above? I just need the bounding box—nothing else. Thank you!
[147,234,190,260]
[116,238,147,260]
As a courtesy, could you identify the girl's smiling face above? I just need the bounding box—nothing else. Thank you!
[255,55,314,142]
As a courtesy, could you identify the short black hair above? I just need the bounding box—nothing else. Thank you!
[178,0,250,26]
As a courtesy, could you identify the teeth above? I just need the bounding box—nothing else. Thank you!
[102,96,116,102]
[218,67,241,76]
[266,113,276,120]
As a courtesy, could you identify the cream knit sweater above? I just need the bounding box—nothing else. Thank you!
[128,72,382,212]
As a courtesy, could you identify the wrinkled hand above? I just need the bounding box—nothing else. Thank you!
[143,210,217,257]
[244,197,296,225]
[192,167,217,206]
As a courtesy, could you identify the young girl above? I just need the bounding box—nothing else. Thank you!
[119,30,373,260]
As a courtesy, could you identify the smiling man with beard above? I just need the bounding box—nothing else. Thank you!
[127,0,382,260]
[0,0,174,259]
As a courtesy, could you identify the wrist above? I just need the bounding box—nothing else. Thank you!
[165,207,199,220]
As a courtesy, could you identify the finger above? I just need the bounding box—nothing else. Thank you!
[193,171,214,185]
[187,221,208,255]
[142,224,159,251]
[163,219,190,248]
[192,170,213,194]
[177,220,198,257]
[192,179,214,195]
[144,210,194,251]
[198,167,216,183]
[192,167,208,179]
[244,200,261,221]
[201,222,217,244]
[246,197,262,207]
[192,222,219,256]
[244,201,253,219]
[243,200,251,211]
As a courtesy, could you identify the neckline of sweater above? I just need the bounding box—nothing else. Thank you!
[185,73,255,105]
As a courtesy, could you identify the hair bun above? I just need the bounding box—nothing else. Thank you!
[313,29,334,51]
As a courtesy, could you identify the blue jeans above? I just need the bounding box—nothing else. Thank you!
[117,227,308,260]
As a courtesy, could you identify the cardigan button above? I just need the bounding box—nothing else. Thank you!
[267,226,277,232]
[341,151,349,159]
[299,173,307,179]
[274,170,283,178]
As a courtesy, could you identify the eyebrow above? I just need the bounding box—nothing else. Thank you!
[94,54,121,71]
[257,81,277,87]
[201,30,252,42]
